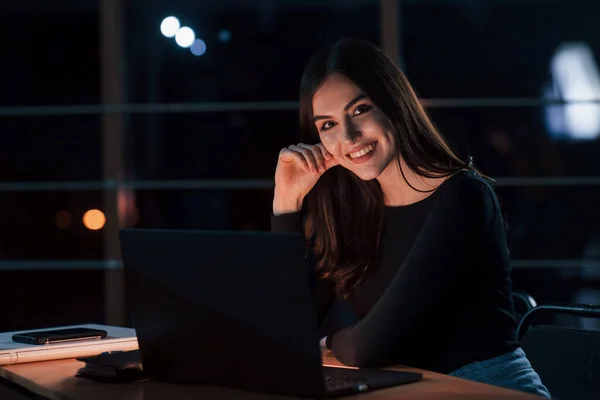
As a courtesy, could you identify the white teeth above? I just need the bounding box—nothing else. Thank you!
[349,143,375,159]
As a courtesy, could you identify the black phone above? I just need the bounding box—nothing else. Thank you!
[12,327,108,345]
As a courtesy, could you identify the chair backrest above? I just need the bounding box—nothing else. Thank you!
[519,304,600,400]
[512,291,537,322]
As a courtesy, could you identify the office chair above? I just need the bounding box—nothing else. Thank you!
[517,304,600,400]
[512,291,537,322]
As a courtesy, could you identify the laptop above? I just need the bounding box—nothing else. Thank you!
[119,229,422,398]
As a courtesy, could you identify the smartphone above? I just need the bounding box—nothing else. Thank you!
[12,327,108,345]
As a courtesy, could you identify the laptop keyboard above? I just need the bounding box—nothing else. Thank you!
[322,367,366,388]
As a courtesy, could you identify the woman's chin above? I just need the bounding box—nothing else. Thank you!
[349,166,384,181]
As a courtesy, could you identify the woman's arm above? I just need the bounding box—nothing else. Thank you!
[270,211,304,233]
[326,177,502,367]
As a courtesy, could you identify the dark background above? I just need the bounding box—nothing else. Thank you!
[1,0,600,331]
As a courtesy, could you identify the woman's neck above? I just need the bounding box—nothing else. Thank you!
[376,158,447,207]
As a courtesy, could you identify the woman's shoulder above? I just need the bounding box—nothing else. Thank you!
[435,169,499,210]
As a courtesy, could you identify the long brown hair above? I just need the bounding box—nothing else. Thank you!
[299,39,471,298]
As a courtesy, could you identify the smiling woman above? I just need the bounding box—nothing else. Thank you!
[312,80,395,179]
[270,39,551,398]
[293,39,470,294]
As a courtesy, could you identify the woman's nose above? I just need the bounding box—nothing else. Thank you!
[342,119,362,143]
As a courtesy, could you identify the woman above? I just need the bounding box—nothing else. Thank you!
[270,39,550,398]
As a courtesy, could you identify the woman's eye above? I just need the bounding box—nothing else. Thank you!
[320,121,335,131]
[354,104,372,116]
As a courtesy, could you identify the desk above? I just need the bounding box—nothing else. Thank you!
[0,350,542,400]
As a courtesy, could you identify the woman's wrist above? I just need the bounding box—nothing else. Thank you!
[273,190,304,215]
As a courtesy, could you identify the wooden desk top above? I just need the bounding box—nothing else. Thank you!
[0,351,543,400]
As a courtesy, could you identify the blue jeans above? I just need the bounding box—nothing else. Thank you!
[449,348,551,398]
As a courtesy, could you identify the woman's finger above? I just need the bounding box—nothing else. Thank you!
[279,147,309,172]
[315,144,338,170]
[316,143,333,160]
[297,143,326,173]
[289,144,319,173]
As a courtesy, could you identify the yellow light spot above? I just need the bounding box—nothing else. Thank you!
[83,209,106,230]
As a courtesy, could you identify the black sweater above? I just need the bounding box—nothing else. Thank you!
[270,171,518,373]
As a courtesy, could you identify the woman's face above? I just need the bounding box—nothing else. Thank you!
[312,73,397,181]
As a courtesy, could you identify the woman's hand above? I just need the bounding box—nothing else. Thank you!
[273,143,339,215]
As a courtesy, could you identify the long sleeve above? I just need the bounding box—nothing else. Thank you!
[270,211,336,328]
[328,178,500,367]
[270,212,304,233]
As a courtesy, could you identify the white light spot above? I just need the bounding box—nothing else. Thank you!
[190,39,207,56]
[160,16,180,38]
[548,42,600,140]
[175,26,195,48]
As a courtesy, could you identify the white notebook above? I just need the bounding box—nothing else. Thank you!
[0,324,138,365]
